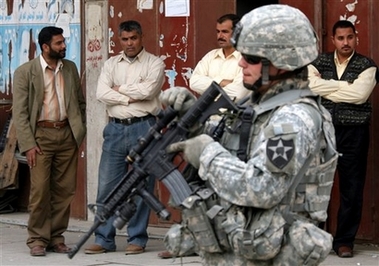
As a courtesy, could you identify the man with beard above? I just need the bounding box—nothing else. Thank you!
[308,20,379,258]
[13,26,86,257]
[189,13,250,102]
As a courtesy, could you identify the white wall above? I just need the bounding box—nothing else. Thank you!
[84,0,109,221]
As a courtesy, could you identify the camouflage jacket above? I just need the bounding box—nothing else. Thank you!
[195,77,336,265]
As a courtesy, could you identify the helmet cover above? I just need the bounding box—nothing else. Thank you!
[232,4,318,70]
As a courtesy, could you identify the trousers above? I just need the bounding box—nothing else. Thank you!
[27,126,78,248]
[333,124,369,251]
[94,117,156,250]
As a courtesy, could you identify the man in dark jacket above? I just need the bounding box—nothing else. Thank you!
[308,20,378,258]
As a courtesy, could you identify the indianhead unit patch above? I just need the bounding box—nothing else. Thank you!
[266,137,294,169]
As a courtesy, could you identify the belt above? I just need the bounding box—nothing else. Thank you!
[37,119,68,129]
[110,115,154,126]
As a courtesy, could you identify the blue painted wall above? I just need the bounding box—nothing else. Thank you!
[0,0,81,95]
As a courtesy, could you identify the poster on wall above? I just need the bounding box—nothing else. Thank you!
[0,0,81,95]
[165,0,190,17]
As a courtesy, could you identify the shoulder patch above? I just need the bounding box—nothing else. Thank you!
[266,137,294,169]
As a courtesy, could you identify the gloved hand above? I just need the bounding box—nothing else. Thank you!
[160,87,197,116]
[167,134,214,169]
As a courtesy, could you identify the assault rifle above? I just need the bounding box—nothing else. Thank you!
[68,82,238,259]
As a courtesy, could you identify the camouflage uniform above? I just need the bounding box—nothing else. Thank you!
[163,4,337,265]
[196,78,335,265]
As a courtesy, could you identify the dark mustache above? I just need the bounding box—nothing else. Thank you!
[218,38,226,42]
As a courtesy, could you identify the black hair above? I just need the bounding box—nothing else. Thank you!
[217,14,241,30]
[118,20,142,36]
[332,20,356,36]
[38,26,63,50]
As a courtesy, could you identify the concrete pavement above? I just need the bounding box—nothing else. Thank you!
[1,212,378,265]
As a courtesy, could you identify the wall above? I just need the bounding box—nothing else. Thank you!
[84,0,108,221]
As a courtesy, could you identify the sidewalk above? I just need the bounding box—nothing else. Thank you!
[1,212,378,266]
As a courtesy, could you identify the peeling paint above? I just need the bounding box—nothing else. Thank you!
[160,53,171,61]
[339,0,361,44]
[0,0,81,94]
[110,5,114,18]
[109,28,115,54]
[159,1,164,14]
[138,0,153,12]
[168,18,189,63]
[181,67,193,86]
[340,0,360,33]
[346,0,358,12]
[165,67,178,88]
[340,14,359,25]
[159,34,164,48]
[161,16,191,87]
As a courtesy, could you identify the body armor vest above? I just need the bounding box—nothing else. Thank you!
[164,87,338,265]
[223,94,337,222]
[312,52,378,125]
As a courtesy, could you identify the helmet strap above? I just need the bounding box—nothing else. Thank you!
[268,67,307,81]
[247,58,299,91]
[261,59,271,85]
[248,59,270,91]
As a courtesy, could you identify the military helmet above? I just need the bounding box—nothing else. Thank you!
[231,4,318,71]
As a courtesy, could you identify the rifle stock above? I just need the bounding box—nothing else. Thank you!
[68,82,238,259]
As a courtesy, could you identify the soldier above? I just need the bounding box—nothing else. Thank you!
[160,4,338,265]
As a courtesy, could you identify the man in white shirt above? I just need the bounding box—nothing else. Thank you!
[189,14,250,102]
[85,20,165,256]
[157,14,249,260]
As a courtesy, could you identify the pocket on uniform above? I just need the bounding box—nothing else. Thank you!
[164,223,198,257]
[224,207,286,261]
[286,220,332,265]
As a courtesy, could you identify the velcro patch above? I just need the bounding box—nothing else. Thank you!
[266,137,294,169]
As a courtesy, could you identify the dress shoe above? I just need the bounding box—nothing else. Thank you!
[51,243,71,253]
[84,244,110,254]
[157,250,197,259]
[30,245,46,256]
[337,246,353,258]
[125,244,145,255]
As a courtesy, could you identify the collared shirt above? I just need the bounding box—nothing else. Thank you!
[308,51,377,104]
[39,55,67,121]
[96,48,165,119]
[189,48,250,102]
